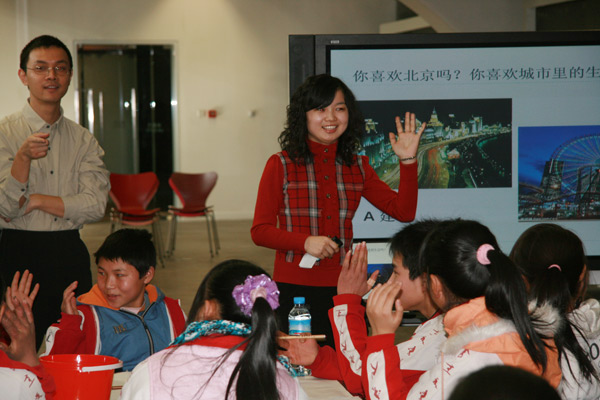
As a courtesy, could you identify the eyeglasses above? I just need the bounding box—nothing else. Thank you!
[27,65,71,77]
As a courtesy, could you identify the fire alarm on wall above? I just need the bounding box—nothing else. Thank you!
[208,109,217,118]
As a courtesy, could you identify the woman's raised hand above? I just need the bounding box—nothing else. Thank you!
[389,111,426,163]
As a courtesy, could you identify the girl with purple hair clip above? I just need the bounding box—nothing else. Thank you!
[121,259,307,400]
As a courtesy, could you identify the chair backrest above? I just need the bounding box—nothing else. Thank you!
[109,172,160,211]
[169,172,218,210]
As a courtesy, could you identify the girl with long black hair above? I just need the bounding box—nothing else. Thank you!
[362,219,562,400]
[121,260,306,400]
[511,223,599,400]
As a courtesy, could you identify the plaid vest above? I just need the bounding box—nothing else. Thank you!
[277,151,366,265]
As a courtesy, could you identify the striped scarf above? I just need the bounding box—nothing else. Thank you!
[171,320,298,376]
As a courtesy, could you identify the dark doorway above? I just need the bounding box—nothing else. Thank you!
[77,44,174,209]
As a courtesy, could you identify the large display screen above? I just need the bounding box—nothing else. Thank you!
[302,32,600,260]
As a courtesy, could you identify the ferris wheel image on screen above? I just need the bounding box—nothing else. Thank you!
[518,127,600,221]
[552,134,600,194]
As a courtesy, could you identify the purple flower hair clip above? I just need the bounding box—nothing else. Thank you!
[232,274,280,316]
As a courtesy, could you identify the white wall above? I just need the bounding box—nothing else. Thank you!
[400,0,529,32]
[1,0,25,108]
[0,0,397,219]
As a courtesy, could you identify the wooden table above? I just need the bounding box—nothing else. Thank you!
[299,375,361,399]
[111,371,360,399]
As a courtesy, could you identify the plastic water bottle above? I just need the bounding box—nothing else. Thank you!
[288,297,311,376]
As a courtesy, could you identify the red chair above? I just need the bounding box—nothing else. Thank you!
[167,172,220,257]
[108,172,166,267]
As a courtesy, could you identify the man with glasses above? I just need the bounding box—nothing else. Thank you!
[0,35,109,349]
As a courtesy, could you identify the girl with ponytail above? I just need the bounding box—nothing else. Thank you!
[121,260,306,400]
[361,219,561,400]
[511,223,599,400]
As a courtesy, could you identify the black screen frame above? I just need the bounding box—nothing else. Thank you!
[289,31,600,96]
[288,31,600,270]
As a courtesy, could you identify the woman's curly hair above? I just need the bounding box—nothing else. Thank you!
[278,74,364,166]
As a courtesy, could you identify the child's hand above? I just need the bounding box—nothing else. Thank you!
[5,270,39,312]
[337,242,378,296]
[61,281,78,315]
[278,334,319,366]
[366,274,404,336]
[0,296,39,367]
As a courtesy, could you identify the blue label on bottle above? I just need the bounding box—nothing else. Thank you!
[288,319,311,335]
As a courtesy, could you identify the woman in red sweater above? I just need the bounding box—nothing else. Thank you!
[251,74,425,345]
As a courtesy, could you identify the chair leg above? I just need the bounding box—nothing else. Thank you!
[109,209,120,233]
[111,219,122,233]
[166,212,177,257]
[152,217,166,268]
[209,210,220,253]
[204,215,215,258]
[170,214,178,256]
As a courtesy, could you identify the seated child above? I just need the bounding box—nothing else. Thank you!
[363,219,562,400]
[42,229,186,371]
[281,220,445,396]
[1,270,55,399]
[510,223,600,400]
[121,259,306,400]
[449,365,561,400]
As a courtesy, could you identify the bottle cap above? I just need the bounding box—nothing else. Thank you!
[293,297,305,305]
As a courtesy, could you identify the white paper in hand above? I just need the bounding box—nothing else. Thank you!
[299,253,319,269]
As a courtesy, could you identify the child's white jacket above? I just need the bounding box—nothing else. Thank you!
[121,335,306,400]
[309,294,446,397]
[558,298,600,400]
[363,297,562,400]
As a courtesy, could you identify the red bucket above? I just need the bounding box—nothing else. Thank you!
[40,354,123,400]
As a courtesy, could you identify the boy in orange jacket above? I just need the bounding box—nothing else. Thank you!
[42,229,186,371]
